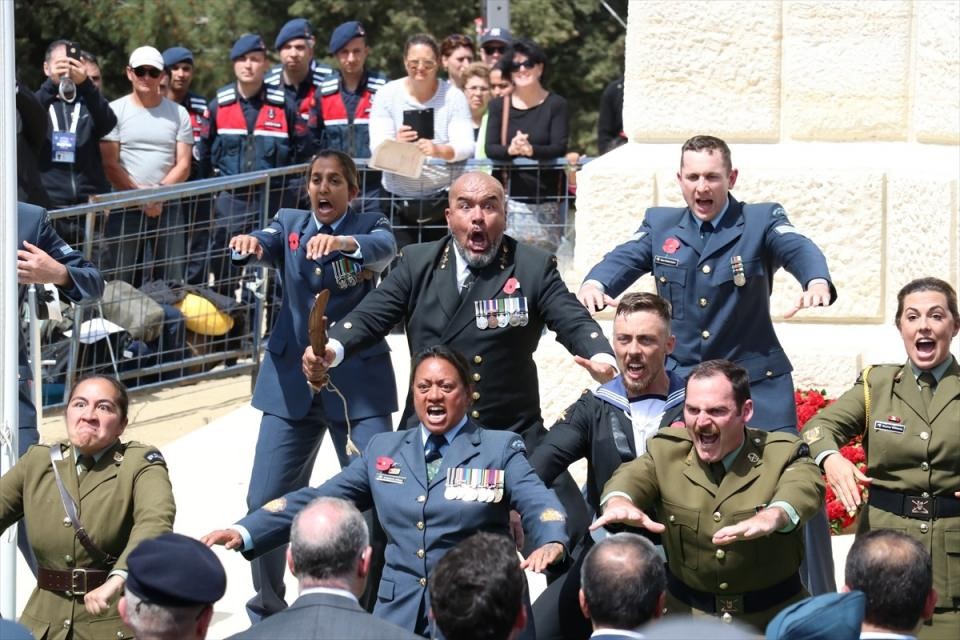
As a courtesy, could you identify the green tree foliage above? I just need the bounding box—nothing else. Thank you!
[15,0,626,154]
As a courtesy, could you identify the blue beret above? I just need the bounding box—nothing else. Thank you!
[230,33,266,61]
[765,592,866,640]
[162,46,193,68]
[329,21,366,54]
[275,18,313,49]
[126,533,226,606]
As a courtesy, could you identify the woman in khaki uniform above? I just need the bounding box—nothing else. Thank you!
[801,277,960,640]
[0,375,175,639]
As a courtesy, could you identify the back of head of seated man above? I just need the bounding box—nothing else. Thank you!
[430,532,527,640]
[579,532,667,634]
[119,533,226,640]
[288,495,371,596]
[844,529,937,637]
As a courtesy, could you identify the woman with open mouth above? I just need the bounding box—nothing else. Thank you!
[800,276,960,639]
[203,345,568,638]
[226,150,398,620]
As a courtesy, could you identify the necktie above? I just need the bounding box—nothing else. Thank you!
[425,434,447,482]
[918,372,936,413]
[319,224,334,236]
[709,461,726,486]
[77,454,95,477]
[700,221,715,248]
[460,267,478,298]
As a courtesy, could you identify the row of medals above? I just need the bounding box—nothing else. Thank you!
[474,297,529,330]
[332,259,361,289]
[444,467,505,502]
[731,256,746,287]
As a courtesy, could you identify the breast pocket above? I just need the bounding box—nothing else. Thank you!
[663,501,699,570]
[945,529,960,600]
[653,266,687,320]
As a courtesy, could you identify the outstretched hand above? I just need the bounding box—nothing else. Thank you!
[574,356,617,384]
[577,283,616,314]
[589,496,665,533]
[200,529,243,550]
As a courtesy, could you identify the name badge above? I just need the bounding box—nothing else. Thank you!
[52,131,77,163]
[375,472,406,484]
[654,255,679,267]
[873,420,905,434]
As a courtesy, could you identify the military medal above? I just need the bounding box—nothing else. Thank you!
[518,297,529,326]
[508,298,520,326]
[444,469,458,500]
[487,300,499,329]
[474,301,488,329]
[496,298,508,327]
[333,257,361,289]
[731,256,746,287]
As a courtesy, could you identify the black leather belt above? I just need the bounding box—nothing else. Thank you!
[869,487,960,520]
[38,567,109,595]
[667,571,802,615]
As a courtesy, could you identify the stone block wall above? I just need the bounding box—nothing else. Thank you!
[542,0,960,419]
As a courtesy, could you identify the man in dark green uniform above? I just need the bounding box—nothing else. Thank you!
[592,360,824,631]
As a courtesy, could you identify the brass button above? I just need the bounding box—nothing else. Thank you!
[314,267,321,276]
[471,410,480,418]
[765,370,773,377]
[668,515,676,523]
[920,431,929,440]
[343,321,353,329]
[718,582,729,591]
[416,521,425,530]
[721,612,732,624]
[701,330,710,339]
[920,462,930,471]
[419,577,427,587]
[712,512,721,522]
[715,549,726,560]
[472,392,480,400]
[64,555,74,565]
[698,297,708,307]
[474,355,482,364]
[417,549,425,559]
[922,492,930,498]
[701,265,711,274]
[63,517,72,527]
[417,495,426,503]
[659,276,667,284]
[116,633,124,639]
[472,373,481,382]
[63,620,71,628]
[920,523,929,533]
[590,331,599,339]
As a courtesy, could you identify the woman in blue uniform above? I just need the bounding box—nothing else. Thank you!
[228,150,398,619]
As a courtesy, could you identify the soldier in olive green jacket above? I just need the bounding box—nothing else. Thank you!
[801,277,960,640]
[0,376,175,640]
[593,360,825,632]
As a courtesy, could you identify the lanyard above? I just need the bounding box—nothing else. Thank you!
[49,101,81,134]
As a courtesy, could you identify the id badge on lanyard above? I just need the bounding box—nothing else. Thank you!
[50,103,80,164]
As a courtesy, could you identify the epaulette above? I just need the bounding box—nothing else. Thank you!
[216,85,237,106]
[265,86,286,106]
[312,63,334,85]
[366,73,387,91]
[320,76,340,96]
[264,65,283,87]
[187,94,207,114]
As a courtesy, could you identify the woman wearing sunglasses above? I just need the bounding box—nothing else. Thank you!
[368,33,474,248]
[484,39,568,254]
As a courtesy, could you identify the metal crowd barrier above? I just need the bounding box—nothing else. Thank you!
[31,157,584,409]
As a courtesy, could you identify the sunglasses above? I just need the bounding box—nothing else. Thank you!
[509,59,537,71]
[405,59,437,70]
[482,45,505,55]
[133,66,162,78]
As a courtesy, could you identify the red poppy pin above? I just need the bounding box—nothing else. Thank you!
[503,277,520,294]
[662,237,680,254]
[288,232,300,251]
[375,456,394,472]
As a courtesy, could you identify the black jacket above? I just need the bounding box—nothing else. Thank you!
[35,78,117,206]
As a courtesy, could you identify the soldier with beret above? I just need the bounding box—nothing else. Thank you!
[592,360,825,632]
[801,277,960,639]
[0,375,175,640]
[311,20,387,210]
[205,345,569,638]
[118,533,227,640]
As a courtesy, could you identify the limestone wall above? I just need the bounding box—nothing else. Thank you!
[538,0,960,422]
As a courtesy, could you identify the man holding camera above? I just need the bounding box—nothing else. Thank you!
[35,39,117,244]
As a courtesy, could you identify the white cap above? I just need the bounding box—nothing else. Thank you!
[129,46,164,70]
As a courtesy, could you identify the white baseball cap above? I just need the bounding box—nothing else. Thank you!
[129,46,164,70]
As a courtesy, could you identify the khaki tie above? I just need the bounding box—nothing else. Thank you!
[77,454,95,477]
[918,372,936,413]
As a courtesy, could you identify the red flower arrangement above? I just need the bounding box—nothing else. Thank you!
[795,389,867,535]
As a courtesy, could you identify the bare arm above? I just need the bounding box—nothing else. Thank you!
[100,140,138,191]
[159,141,192,186]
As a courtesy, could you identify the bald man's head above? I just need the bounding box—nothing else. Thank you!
[289,497,369,592]
[445,171,507,268]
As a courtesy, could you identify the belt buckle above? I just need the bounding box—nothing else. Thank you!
[715,594,743,615]
[71,569,89,595]
[908,496,933,520]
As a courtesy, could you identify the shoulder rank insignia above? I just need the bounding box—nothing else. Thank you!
[262,497,287,513]
[144,450,165,464]
[802,426,823,445]
[509,438,526,453]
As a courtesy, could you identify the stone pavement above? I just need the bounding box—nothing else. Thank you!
[14,334,854,638]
